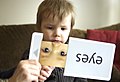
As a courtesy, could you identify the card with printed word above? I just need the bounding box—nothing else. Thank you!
[29,32,116,81]
[64,37,116,81]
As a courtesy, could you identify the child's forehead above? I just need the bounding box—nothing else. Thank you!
[42,12,71,20]
[42,13,72,22]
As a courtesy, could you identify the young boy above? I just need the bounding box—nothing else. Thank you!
[1,0,88,82]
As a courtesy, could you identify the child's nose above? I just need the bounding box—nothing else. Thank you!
[54,29,61,37]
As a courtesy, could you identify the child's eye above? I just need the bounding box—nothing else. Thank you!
[61,27,67,31]
[47,26,53,29]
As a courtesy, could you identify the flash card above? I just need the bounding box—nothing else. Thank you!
[64,37,116,81]
[29,32,116,81]
[39,41,68,68]
[29,32,67,67]
[29,32,43,61]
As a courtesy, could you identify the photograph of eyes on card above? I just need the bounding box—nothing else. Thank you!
[39,41,68,68]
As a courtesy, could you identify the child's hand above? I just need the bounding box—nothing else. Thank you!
[39,66,55,81]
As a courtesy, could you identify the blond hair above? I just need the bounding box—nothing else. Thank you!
[36,0,75,30]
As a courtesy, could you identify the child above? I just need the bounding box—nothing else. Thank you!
[2,0,88,82]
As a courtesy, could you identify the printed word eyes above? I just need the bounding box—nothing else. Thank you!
[76,52,103,65]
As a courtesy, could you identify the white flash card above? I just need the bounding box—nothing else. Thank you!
[29,32,43,61]
[64,37,116,81]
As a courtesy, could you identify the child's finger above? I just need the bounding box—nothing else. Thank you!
[39,74,47,81]
[40,69,49,77]
[42,65,55,72]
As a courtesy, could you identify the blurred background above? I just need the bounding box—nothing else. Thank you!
[0,0,120,30]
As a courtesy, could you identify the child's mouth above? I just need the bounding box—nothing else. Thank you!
[52,40,63,43]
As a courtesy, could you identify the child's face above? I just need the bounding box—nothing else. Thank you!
[40,14,72,43]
